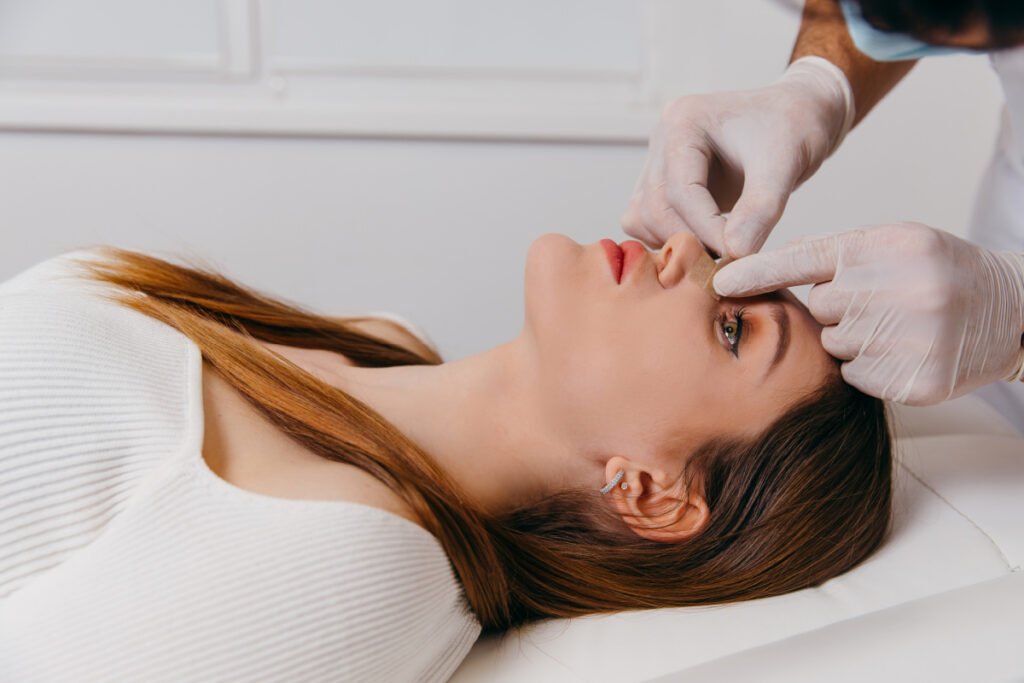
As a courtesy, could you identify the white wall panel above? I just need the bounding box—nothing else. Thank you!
[0,0,225,75]
[266,0,642,75]
[0,0,653,139]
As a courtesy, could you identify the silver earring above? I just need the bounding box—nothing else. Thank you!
[600,468,625,495]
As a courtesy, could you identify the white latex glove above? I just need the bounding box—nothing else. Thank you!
[713,222,1024,405]
[622,56,855,257]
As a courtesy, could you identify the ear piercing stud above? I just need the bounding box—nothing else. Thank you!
[600,468,628,495]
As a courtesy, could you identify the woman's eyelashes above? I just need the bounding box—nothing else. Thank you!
[717,308,747,357]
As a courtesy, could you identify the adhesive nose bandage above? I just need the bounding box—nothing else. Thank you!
[687,250,727,301]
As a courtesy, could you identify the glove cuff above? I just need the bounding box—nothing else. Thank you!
[783,56,856,156]
[999,251,1024,383]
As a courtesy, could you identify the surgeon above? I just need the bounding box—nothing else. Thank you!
[623,0,1024,428]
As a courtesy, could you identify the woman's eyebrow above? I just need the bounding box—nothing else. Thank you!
[761,302,791,382]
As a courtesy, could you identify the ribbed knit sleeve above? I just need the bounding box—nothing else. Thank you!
[0,250,481,682]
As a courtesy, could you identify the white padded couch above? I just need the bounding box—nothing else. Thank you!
[451,395,1024,682]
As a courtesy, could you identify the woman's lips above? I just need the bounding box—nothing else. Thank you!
[619,240,646,282]
[600,239,624,283]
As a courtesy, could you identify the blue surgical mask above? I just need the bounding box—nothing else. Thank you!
[839,0,973,61]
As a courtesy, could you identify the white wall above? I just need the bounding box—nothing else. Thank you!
[0,0,1006,360]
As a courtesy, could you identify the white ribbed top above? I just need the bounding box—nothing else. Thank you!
[0,250,480,682]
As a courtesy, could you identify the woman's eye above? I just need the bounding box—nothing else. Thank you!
[723,321,739,343]
[719,311,745,356]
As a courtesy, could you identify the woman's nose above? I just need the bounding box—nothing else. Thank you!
[657,231,707,288]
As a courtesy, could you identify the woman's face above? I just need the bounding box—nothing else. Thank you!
[523,231,836,466]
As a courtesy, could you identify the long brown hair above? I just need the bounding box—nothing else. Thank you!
[73,246,893,633]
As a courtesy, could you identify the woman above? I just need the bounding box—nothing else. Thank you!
[0,231,892,681]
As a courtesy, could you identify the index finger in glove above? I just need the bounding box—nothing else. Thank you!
[664,140,727,257]
[713,236,840,298]
[623,181,687,249]
[721,167,793,258]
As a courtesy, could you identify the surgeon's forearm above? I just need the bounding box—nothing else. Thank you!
[790,0,916,127]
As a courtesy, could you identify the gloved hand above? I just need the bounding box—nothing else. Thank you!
[622,56,855,257]
[713,222,1024,405]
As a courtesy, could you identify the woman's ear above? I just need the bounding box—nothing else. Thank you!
[604,458,708,543]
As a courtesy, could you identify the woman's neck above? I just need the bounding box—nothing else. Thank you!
[322,338,587,514]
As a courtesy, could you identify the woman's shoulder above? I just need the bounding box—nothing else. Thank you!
[2,250,440,356]
[0,247,119,298]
